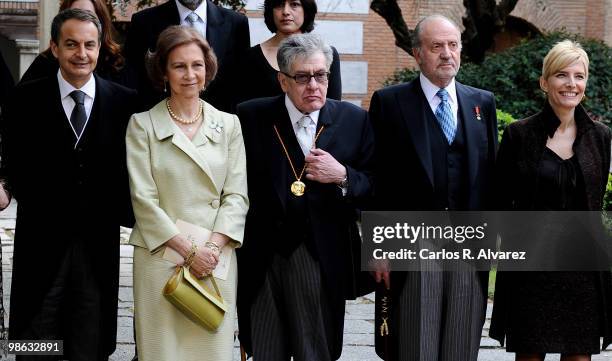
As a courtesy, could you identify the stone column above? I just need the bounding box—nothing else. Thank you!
[15,39,39,79]
[38,0,60,52]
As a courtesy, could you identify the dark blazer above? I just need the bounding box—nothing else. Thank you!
[489,103,612,349]
[0,50,13,111]
[1,75,137,355]
[124,0,250,112]
[369,76,498,302]
[236,95,375,358]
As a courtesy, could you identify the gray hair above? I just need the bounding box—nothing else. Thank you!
[51,8,102,45]
[412,14,461,50]
[277,33,333,74]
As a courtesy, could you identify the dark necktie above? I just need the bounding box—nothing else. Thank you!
[69,90,86,138]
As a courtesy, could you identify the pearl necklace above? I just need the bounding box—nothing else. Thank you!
[166,99,203,125]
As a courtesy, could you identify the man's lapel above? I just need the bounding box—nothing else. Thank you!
[158,1,182,35]
[315,100,341,150]
[206,0,227,63]
[456,81,487,189]
[398,78,434,187]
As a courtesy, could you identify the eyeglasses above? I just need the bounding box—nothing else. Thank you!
[281,71,330,84]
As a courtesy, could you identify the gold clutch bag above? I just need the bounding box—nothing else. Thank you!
[163,266,228,331]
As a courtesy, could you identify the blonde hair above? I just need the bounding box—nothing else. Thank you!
[542,40,589,80]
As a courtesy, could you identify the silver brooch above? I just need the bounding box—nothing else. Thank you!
[209,119,224,133]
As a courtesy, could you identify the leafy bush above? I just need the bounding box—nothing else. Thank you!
[605,177,612,211]
[385,32,612,125]
[496,109,515,142]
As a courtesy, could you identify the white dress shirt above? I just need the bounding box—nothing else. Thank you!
[57,70,96,142]
[419,73,458,127]
[176,0,207,38]
[284,95,347,195]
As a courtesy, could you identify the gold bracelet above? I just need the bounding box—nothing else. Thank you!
[205,241,220,254]
[184,242,198,267]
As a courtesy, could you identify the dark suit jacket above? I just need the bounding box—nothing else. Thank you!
[0,50,13,111]
[489,102,612,349]
[124,0,250,112]
[236,95,375,358]
[1,75,137,355]
[369,76,498,302]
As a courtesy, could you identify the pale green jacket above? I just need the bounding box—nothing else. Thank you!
[126,99,248,252]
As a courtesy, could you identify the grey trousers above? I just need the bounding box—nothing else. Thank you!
[250,244,335,361]
[396,260,486,361]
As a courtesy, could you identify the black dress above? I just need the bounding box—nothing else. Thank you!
[501,149,601,353]
[235,44,342,106]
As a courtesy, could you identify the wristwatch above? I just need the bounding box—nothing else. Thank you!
[339,175,348,189]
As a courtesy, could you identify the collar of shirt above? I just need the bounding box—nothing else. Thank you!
[176,0,207,25]
[57,70,96,143]
[284,94,320,133]
[57,70,96,101]
[419,72,458,125]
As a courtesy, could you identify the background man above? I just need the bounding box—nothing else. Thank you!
[236,33,374,360]
[124,0,250,112]
[370,14,498,361]
[1,9,137,360]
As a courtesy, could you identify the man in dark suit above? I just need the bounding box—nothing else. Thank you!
[0,9,137,360]
[236,33,374,360]
[0,50,13,112]
[0,49,13,210]
[369,15,498,361]
[124,0,250,112]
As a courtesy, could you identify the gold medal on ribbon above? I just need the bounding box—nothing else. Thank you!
[273,123,325,197]
[291,180,306,196]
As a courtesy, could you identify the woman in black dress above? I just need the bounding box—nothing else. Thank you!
[20,0,124,83]
[490,40,612,361]
[236,0,341,105]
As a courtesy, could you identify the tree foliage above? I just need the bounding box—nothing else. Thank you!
[385,32,612,125]
[370,0,519,63]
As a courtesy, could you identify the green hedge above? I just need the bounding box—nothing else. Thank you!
[605,177,612,211]
[385,32,611,125]
[496,109,515,142]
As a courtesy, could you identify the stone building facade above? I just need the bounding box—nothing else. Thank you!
[1,0,610,109]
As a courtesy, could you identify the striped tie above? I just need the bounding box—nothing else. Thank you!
[186,12,199,29]
[435,88,456,144]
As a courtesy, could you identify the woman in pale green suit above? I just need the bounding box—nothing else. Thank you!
[126,26,248,361]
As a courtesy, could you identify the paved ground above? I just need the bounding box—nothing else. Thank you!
[0,202,610,360]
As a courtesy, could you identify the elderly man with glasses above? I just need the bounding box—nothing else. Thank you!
[236,33,375,361]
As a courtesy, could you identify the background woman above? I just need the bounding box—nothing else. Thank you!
[20,0,124,83]
[490,40,612,361]
[126,26,248,361]
[236,0,342,105]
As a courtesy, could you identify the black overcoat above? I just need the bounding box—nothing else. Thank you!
[369,77,498,298]
[489,103,612,350]
[236,95,375,358]
[1,74,137,356]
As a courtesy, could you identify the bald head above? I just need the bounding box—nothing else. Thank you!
[412,15,462,88]
[413,15,461,50]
